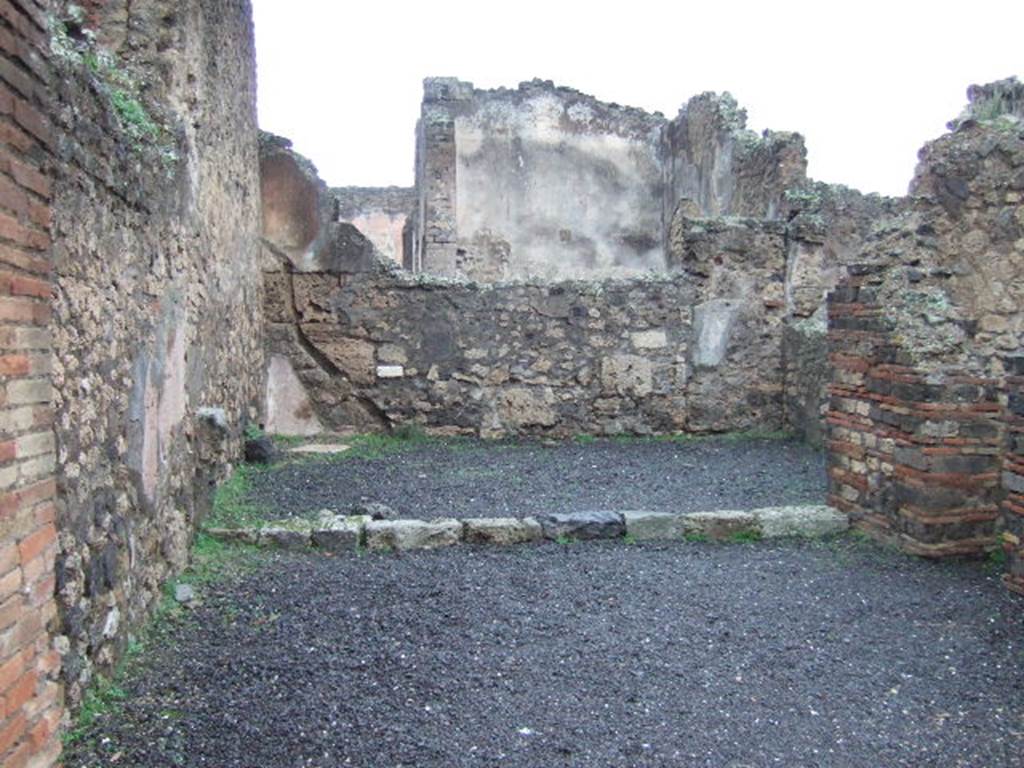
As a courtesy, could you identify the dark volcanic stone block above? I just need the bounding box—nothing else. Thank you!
[537,510,626,541]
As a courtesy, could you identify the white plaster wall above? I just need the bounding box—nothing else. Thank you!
[454,93,666,281]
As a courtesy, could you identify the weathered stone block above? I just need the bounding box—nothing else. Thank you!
[259,521,313,550]
[692,299,740,367]
[600,356,653,397]
[310,513,365,552]
[497,387,557,428]
[631,329,668,349]
[463,517,542,545]
[365,519,463,551]
[623,511,688,540]
[754,505,848,538]
[537,511,625,540]
[680,510,758,539]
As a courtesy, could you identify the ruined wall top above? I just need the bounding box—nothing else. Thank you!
[947,76,1024,131]
[421,77,666,141]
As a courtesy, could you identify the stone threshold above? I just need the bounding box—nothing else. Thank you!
[205,505,848,553]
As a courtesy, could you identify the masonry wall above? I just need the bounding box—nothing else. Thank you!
[415,79,667,282]
[48,0,263,707]
[662,92,807,222]
[826,98,1023,558]
[667,215,789,432]
[0,3,63,766]
[266,265,697,437]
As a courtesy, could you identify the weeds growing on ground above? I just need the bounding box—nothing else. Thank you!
[727,530,763,544]
[205,463,269,529]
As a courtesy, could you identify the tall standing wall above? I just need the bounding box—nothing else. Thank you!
[48,0,264,707]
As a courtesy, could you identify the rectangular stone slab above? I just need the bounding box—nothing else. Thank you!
[365,519,463,551]
[537,511,625,541]
[622,511,689,540]
[463,517,542,545]
[679,510,758,540]
[753,505,848,538]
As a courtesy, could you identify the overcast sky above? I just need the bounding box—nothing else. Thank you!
[252,0,1021,197]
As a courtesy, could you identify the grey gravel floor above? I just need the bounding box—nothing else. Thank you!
[65,538,1024,768]
[249,437,826,520]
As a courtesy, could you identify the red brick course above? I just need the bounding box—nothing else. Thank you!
[825,265,1004,558]
[0,2,63,767]
[1002,358,1024,595]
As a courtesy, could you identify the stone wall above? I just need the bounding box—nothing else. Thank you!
[48,0,263,707]
[333,186,415,267]
[0,2,63,765]
[266,265,696,437]
[265,139,825,438]
[826,89,1024,558]
[667,215,788,432]
[661,92,807,222]
[415,78,668,282]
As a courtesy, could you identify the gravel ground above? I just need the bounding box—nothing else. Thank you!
[249,437,826,520]
[66,538,1023,768]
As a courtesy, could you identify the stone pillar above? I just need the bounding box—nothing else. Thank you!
[414,78,471,276]
[0,2,64,766]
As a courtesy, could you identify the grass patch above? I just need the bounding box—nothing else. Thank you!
[985,546,1009,573]
[327,426,449,461]
[726,529,764,544]
[63,677,128,746]
[204,463,269,529]
[683,532,710,543]
[623,533,638,545]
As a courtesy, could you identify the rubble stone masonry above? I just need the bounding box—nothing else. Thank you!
[48,0,264,708]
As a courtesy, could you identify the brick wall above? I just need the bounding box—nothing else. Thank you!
[1004,356,1024,595]
[0,2,63,766]
[826,264,1004,556]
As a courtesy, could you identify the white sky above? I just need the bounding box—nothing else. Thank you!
[252,0,1022,197]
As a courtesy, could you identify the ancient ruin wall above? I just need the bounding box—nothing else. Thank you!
[49,0,263,706]
[333,186,415,267]
[266,266,697,437]
[415,79,668,282]
[667,215,789,432]
[262,141,805,438]
[0,3,63,765]
[780,185,905,446]
[662,92,807,222]
[826,92,1024,557]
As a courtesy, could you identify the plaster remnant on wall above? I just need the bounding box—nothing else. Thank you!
[692,299,740,368]
[266,355,323,436]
